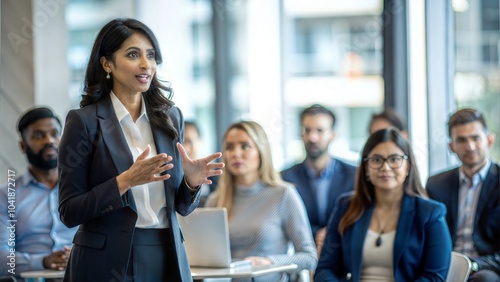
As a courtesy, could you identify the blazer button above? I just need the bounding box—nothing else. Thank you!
[346,273,352,280]
[109,205,113,210]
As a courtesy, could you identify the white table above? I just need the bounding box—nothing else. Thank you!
[191,263,298,280]
[20,270,64,281]
[21,264,298,281]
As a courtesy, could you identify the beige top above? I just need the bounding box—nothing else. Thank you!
[360,230,396,282]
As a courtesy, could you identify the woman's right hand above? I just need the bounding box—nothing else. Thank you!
[116,145,173,195]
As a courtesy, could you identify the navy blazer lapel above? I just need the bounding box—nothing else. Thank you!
[348,206,373,275]
[298,163,319,221]
[475,163,499,227]
[96,95,134,174]
[393,195,415,265]
[96,96,136,210]
[326,161,343,213]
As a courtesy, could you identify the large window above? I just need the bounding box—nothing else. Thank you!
[454,0,500,162]
[66,0,136,108]
[206,1,384,169]
[282,0,384,167]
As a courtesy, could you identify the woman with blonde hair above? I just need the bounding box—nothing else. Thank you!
[206,121,317,281]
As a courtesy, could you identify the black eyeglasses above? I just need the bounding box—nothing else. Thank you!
[364,154,408,169]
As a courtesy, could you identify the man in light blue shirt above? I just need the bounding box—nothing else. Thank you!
[0,107,77,278]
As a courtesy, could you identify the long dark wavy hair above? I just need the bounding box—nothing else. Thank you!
[338,128,427,234]
[81,18,178,139]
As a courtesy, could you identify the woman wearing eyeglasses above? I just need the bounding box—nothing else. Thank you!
[315,128,452,282]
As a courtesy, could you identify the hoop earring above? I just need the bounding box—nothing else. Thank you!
[106,72,110,79]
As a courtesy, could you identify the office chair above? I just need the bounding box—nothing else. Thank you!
[446,251,472,282]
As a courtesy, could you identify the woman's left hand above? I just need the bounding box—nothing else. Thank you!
[244,256,273,266]
[177,142,224,188]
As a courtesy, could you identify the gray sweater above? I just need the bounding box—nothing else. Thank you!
[205,181,317,281]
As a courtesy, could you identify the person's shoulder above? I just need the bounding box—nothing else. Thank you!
[413,196,447,218]
[281,162,306,176]
[65,104,99,125]
[428,167,458,180]
[334,158,357,171]
[488,162,500,174]
[270,182,301,202]
[0,173,28,198]
[167,105,182,119]
[282,161,306,172]
[166,105,183,128]
[280,182,299,194]
[336,191,355,208]
[427,167,458,185]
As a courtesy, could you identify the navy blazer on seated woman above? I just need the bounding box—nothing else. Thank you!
[315,128,452,282]
[315,193,452,281]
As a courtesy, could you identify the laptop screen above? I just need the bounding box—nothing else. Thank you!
[178,207,234,268]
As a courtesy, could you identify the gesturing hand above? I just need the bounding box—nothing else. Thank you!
[43,246,71,271]
[176,142,224,188]
[116,145,174,195]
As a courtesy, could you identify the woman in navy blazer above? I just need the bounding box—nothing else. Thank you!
[58,18,223,282]
[315,128,452,281]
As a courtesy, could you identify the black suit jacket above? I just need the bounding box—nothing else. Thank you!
[281,159,357,236]
[426,162,500,274]
[58,95,200,282]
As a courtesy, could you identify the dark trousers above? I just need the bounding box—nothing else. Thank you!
[124,228,181,282]
[468,270,500,282]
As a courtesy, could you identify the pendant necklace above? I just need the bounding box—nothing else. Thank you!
[374,208,393,247]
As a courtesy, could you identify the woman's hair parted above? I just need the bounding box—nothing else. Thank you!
[214,121,284,217]
[338,128,427,234]
[81,18,178,139]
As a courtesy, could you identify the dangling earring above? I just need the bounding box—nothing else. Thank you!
[106,72,110,79]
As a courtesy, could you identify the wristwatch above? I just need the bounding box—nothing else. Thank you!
[471,261,479,272]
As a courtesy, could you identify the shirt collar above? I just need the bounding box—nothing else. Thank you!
[305,157,336,179]
[109,91,148,123]
[20,169,55,191]
[459,159,492,184]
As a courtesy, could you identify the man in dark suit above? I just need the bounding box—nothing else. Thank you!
[281,104,356,253]
[426,108,500,282]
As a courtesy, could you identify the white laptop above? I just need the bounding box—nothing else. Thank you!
[178,207,251,268]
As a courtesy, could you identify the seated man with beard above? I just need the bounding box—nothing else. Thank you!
[0,107,78,279]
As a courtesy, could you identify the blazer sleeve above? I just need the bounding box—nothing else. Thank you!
[174,177,201,216]
[413,202,452,282]
[58,110,126,228]
[314,196,350,282]
[474,252,500,274]
[170,106,202,216]
[474,202,500,273]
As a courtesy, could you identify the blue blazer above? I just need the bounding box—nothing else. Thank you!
[281,159,356,236]
[426,163,500,273]
[315,194,452,282]
[58,95,200,282]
